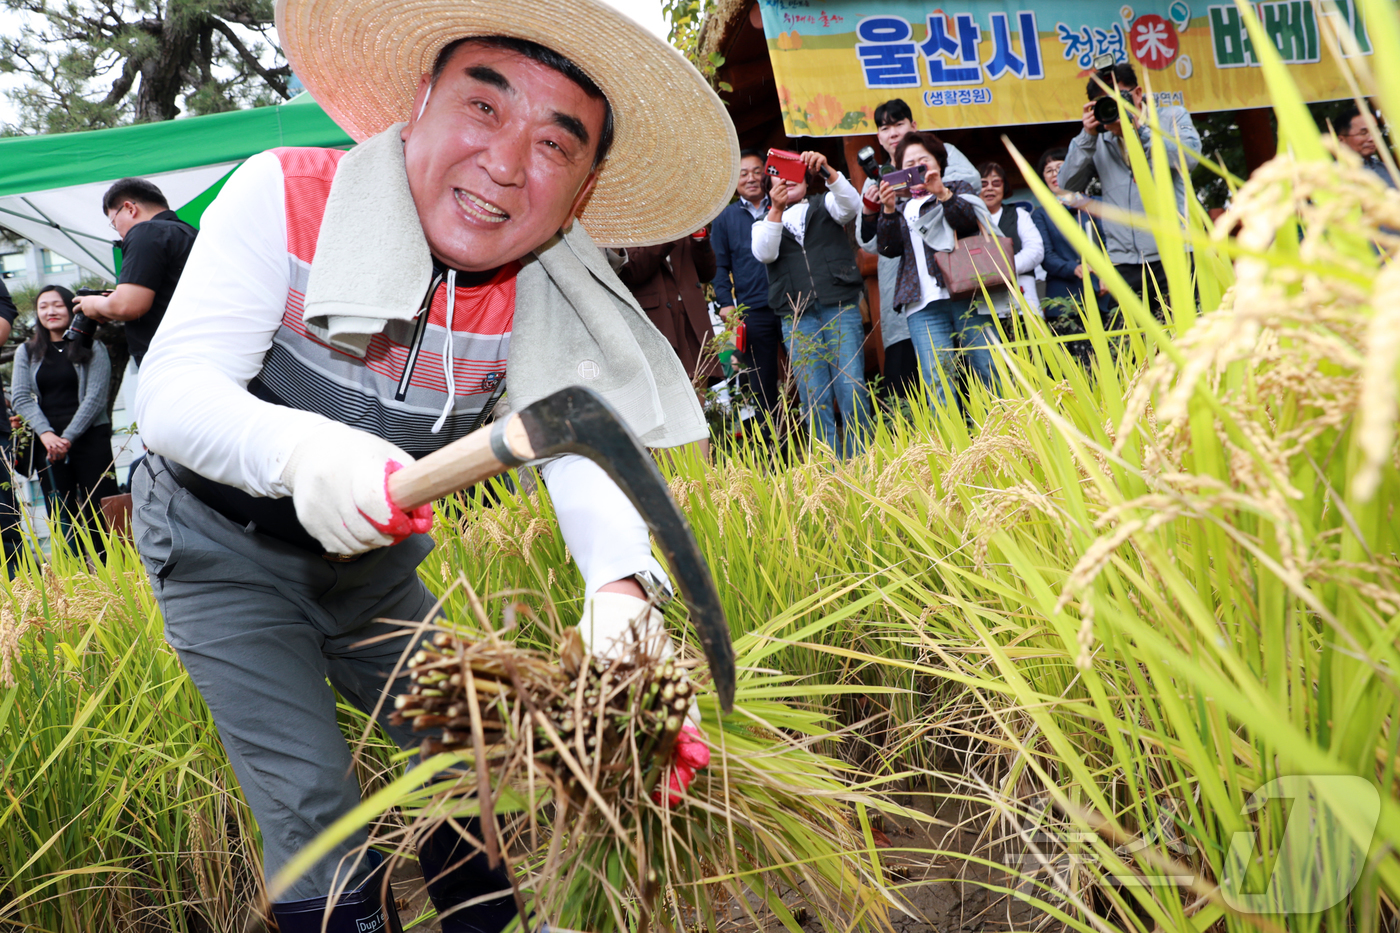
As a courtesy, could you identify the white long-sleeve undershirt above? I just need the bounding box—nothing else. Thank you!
[136,151,663,594]
[751,171,861,264]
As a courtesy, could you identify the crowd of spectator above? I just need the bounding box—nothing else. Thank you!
[663,61,1209,457]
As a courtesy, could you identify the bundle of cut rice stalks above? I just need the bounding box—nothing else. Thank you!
[272,584,912,933]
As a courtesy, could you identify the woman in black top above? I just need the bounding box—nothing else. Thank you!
[11,285,115,559]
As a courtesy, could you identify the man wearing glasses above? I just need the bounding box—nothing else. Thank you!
[74,177,198,368]
[1336,106,1394,188]
[712,149,782,419]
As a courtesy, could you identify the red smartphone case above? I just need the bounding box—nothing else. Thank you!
[765,149,806,183]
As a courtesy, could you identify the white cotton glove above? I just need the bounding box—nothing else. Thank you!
[281,421,435,556]
[577,592,700,727]
[578,592,671,660]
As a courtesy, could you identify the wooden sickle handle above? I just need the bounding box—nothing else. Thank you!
[387,414,536,512]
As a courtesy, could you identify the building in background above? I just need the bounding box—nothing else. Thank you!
[0,231,84,291]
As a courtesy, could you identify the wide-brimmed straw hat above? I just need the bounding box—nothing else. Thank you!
[275,0,739,247]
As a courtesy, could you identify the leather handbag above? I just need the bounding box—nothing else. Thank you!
[932,233,1016,299]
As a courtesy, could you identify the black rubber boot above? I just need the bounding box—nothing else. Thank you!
[417,821,518,933]
[270,849,405,933]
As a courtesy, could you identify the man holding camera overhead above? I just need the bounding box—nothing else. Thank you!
[1057,62,1199,322]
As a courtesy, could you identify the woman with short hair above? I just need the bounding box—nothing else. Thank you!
[867,131,990,409]
[976,160,1044,319]
[10,285,114,558]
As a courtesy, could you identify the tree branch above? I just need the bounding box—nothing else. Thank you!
[102,53,138,106]
[208,18,289,99]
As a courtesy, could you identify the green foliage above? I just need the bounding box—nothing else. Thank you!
[0,0,291,134]
[662,0,709,60]
[663,0,728,89]
[0,536,265,929]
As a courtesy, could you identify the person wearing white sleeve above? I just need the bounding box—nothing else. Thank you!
[130,10,735,931]
[976,162,1045,316]
[750,155,861,262]
[748,150,871,458]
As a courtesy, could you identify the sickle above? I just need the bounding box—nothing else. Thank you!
[389,386,736,712]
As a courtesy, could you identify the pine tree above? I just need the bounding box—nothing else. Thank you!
[0,0,291,134]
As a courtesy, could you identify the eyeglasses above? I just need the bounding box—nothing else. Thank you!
[981,178,1005,188]
[1342,126,1373,138]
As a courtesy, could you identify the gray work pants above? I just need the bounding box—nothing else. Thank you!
[133,456,434,901]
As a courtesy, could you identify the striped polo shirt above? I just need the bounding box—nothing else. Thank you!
[255,146,517,458]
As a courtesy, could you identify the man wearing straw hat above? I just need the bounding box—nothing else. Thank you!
[129,0,738,928]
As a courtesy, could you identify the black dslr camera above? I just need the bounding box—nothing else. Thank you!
[1093,88,1133,127]
[1090,55,1132,129]
[65,289,102,346]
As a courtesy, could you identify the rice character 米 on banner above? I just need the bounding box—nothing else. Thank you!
[759,0,1373,135]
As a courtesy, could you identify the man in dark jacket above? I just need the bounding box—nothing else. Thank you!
[616,231,717,381]
[73,177,197,368]
[712,149,782,415]
[1335,105,1395,188]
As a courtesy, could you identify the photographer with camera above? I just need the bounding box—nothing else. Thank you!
[1058,62,1199,322]
[856,99,979,395]
[11,285,116,561]
[72,178,197,369]
[868,132,989,411]
[751,148,871,458]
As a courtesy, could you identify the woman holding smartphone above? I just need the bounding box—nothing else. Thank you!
[864,131,991,411]
[11,285,115,560]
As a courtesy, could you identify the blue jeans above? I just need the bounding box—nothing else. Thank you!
[780,302,872,458]
[904,298,998,410]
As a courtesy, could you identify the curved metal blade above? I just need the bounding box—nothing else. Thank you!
[518,386,736,713]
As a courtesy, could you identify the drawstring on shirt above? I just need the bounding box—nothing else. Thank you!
[431,269,457,433]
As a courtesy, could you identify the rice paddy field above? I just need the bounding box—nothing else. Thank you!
[4,3,1400,930]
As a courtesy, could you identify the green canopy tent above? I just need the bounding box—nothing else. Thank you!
[0,93,353,279]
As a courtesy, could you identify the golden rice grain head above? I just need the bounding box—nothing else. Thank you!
[1354,262,1400,501]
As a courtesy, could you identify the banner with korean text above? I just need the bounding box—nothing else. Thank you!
[758,0,1372,135]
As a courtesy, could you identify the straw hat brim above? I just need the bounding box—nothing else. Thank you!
[274,0,739,247]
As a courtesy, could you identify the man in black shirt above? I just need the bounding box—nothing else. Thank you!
[0,278,24,576]
[73,177,197,367]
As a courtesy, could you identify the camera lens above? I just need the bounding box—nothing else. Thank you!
[1093,95,1120,126]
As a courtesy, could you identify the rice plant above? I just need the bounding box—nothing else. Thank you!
[5,1,1400,929]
